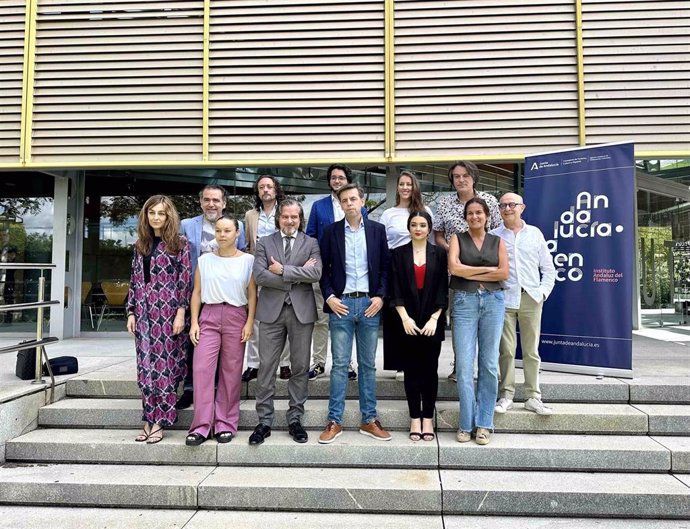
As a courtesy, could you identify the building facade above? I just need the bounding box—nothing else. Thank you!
[0,1,688,336]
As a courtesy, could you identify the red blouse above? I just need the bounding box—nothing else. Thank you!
[414,263,426,290]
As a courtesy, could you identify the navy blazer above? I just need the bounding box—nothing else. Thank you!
[181,214,247,275]
[306,195,368,244]
[319,218,390,313]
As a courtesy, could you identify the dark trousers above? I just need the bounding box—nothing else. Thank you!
[402,337,442,419]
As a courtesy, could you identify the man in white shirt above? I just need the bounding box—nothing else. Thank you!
[490,192,556,415]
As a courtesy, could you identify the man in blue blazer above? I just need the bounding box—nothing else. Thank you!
[176,184,246,409]
[305,164,366,380]
[317,183,391,444]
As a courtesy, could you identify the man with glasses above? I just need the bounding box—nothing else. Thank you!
[305,164,366,381]
[176,185,247,409]
[491,193,556,415]
[433,161,503,381]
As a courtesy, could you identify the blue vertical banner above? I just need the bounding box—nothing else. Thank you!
[524,142,634,377]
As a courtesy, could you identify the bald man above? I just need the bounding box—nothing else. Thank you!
[490,193,556,416]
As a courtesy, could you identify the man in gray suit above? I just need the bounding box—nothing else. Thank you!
[249,199,322,445]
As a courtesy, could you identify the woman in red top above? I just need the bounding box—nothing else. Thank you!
[389,210,448,441]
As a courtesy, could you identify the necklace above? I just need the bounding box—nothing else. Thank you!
[218,248,239,258]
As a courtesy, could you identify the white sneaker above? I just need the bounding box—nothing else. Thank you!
[395,370,405,381]
[494,397,514,414]
[524,397,553,415]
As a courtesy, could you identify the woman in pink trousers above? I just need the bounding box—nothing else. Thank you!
[185,215,257,446]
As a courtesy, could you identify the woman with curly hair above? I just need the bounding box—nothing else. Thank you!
[126,195,192,444]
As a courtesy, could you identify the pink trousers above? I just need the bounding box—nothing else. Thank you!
[188,303,247,438]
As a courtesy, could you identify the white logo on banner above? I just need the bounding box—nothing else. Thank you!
[546,192,624,282]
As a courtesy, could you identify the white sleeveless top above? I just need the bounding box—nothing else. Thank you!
[198,252,253,306]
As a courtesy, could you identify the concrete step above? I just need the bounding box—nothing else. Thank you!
[652,436,690,472]
[1,464,687,518]
[0,463,442,513]
[445,516,690,528]
[0,507,443,529]
[38,398,653,434]
[634,404,690,435]
[66,371,631,403]
[629,376,690,404]
[0,506,196,529]
[7,429,673,472]
[441,469,690,518]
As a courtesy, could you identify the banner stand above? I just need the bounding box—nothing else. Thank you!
[523,142,635,378]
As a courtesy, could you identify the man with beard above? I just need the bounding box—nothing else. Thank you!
[176,184,247,409]
[249,199,321,445]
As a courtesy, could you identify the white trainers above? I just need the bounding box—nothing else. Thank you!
[494,397,514,414]
[524,397,553,415]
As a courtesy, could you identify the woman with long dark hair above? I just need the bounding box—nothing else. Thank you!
[448,197,508,446]
[389,210,448,441]
[381,170,434,379]
[126,195,191,444]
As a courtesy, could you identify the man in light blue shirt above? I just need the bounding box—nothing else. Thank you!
[317,183,391,444]
[490,193,556,416]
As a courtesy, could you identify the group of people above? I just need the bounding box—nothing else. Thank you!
[125,161,556,447]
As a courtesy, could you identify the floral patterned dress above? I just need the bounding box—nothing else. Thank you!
[127,237,191,427]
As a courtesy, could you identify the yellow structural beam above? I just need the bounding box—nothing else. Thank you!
[19,0,38,165]
[202,0,210,161]
[384,0,395,160]
[575,0,587,146]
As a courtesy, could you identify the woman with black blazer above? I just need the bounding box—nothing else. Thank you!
[389,210,449,441]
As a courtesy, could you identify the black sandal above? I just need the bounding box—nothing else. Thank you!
[215,431,234,444]
[185,432,206,446]
[409,432,422,442]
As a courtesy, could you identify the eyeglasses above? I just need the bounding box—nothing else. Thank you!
[498,202,523,210]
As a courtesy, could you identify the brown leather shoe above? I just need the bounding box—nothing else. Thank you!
[279,366,292,379]
[318,421,343,444]
[359,419,392,441]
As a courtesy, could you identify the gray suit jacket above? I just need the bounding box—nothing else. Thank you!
[253,231,322,324]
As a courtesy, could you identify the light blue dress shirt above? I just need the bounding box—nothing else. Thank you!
[344,218,369,294]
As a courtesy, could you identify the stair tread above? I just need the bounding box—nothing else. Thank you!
[6,429,674,472]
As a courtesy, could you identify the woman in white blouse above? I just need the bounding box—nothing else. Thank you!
[380,171,434,379]
[186,215,257,446]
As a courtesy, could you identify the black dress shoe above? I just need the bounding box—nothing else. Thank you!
[242,367,258,382]
[288,421,308,443]
[279,366,292,379]
[176,390,194,410]
[248,424,271,445]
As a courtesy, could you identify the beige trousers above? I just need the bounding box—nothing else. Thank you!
[499,291,543,400]
[310,283,329,367]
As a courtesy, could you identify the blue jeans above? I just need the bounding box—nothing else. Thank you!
[327,296,380,424]
[452,289,504,433]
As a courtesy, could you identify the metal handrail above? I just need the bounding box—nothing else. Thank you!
[0,263,58,389]
[0,337,59,356]
[0,263,55,270]
[0,300,59,312]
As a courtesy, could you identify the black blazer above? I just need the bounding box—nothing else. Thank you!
[389,242,448,341]
[319,218,390,313]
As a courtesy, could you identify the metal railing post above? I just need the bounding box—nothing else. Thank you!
[32,275,45,385]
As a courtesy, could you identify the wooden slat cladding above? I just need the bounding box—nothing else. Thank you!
[582,0,690,151]
[30,0,204,162]
[394,0,580,158]
[0,2,26,164]
[208,0,385,161]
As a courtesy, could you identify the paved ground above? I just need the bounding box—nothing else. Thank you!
[1,328,687,405]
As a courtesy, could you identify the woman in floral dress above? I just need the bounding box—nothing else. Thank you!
[126,195,191,444]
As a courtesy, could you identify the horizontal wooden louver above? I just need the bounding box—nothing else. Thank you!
[30,0,204,162]
[209,0,385,161]
[394,0,580,158]
[0,2,26,164]
[582,0,690,151]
